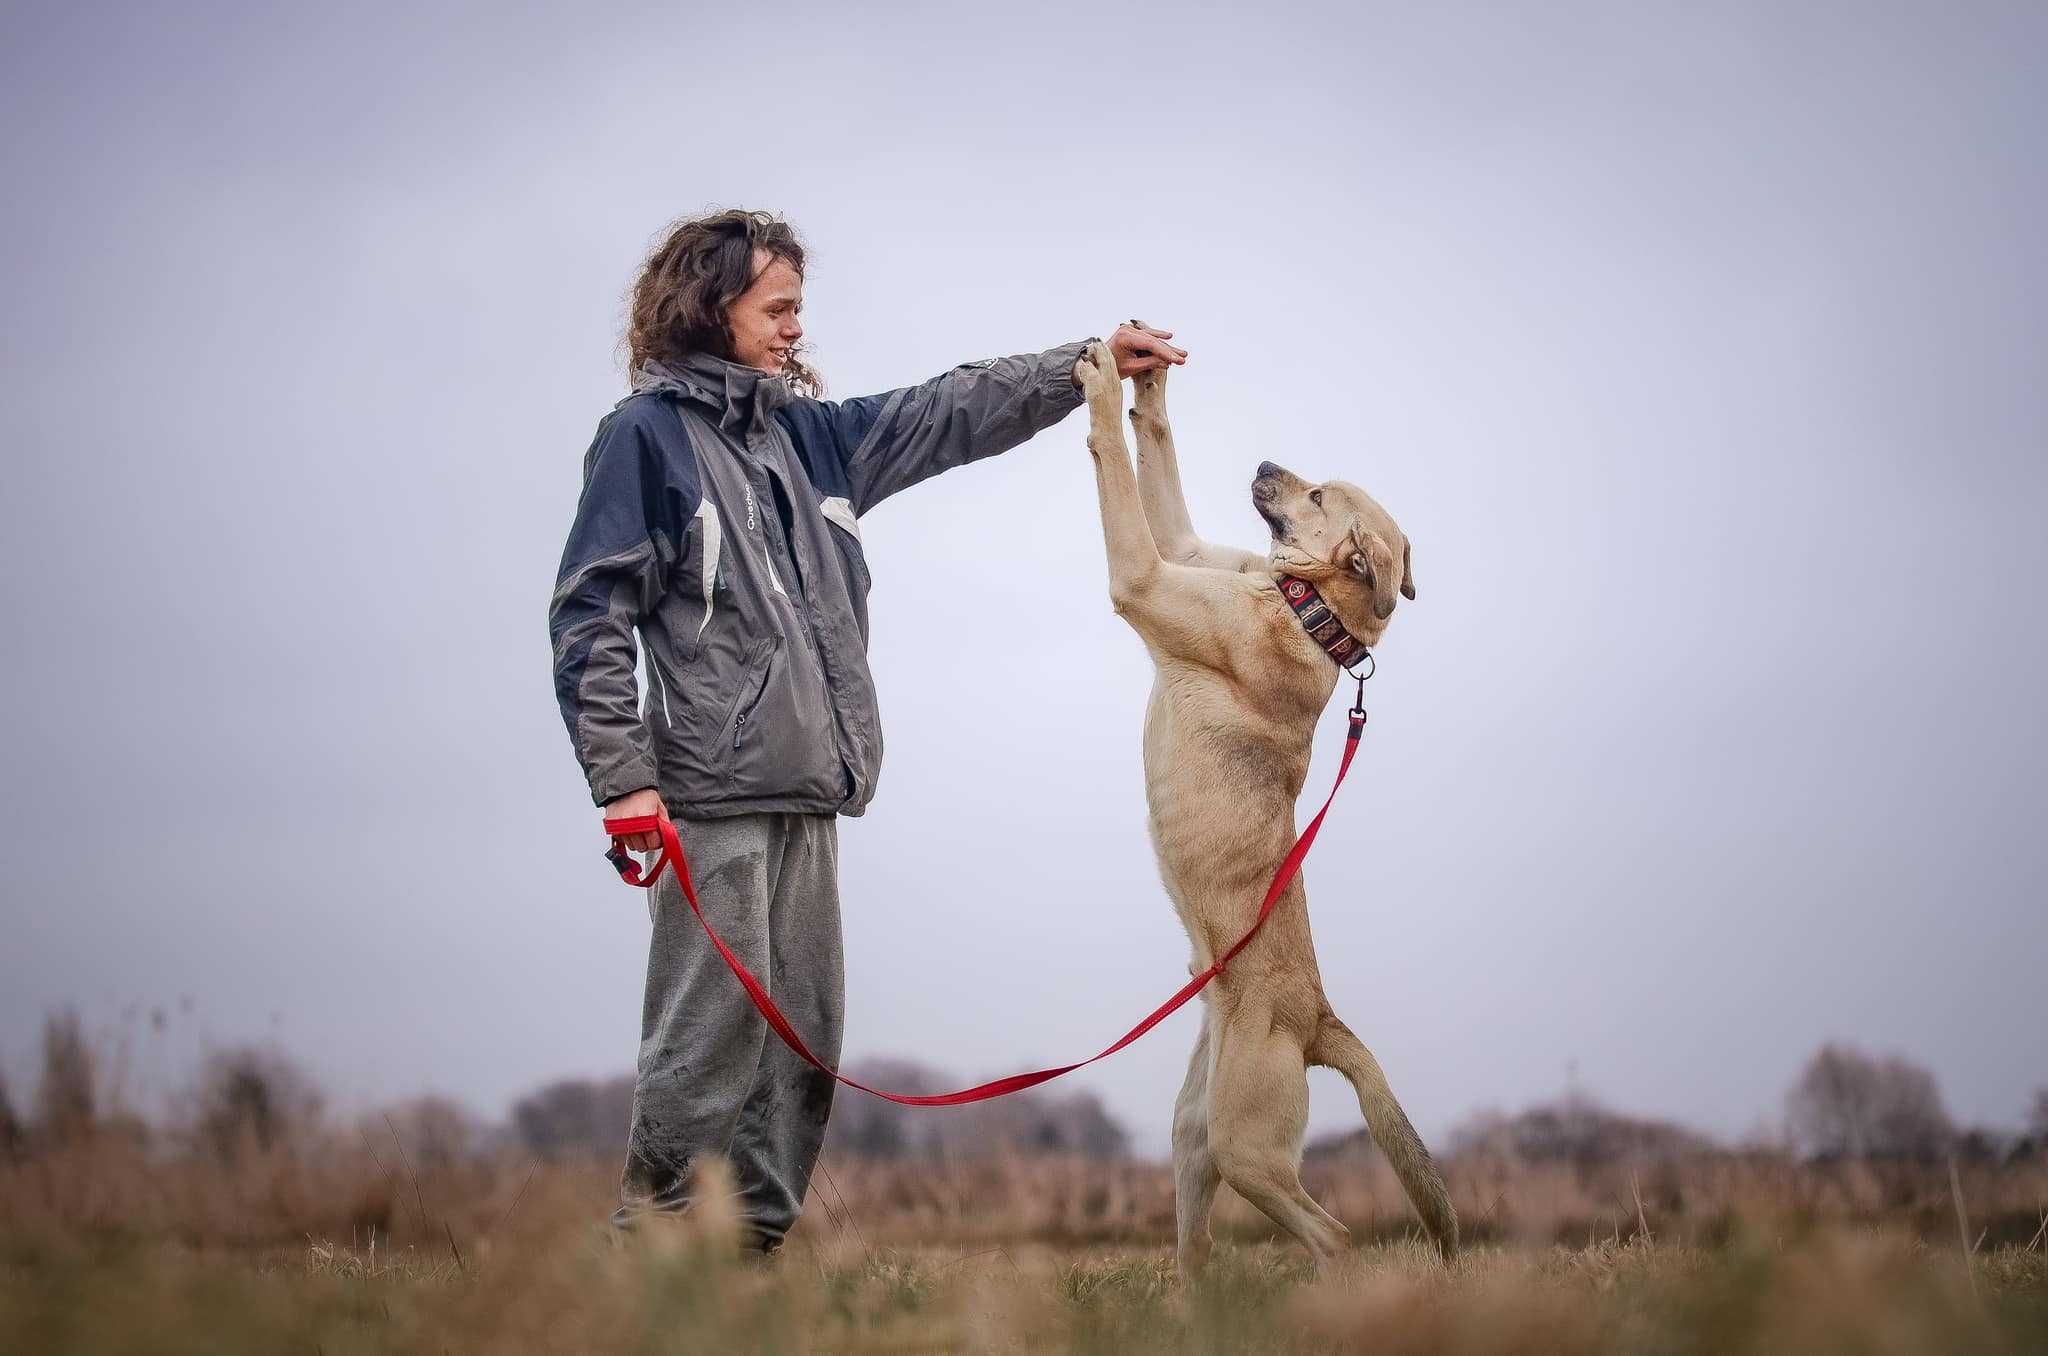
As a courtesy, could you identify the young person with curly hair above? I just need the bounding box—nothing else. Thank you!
[548,209,1183,1248]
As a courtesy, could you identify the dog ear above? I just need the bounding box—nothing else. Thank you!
[1344,524,1375,589]
[1348,525,1400,620]
[1400,537,1416,601]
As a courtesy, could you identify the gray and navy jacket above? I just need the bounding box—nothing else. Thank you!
[549,341,1088,818]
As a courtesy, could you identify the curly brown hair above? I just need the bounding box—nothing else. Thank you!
[624,209,822,396]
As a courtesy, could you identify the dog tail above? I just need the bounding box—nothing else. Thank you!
[1308,1013,1458,1259]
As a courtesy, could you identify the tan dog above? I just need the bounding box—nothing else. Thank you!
[1071,339,1457,1271]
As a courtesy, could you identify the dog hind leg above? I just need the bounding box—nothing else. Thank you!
[1308,1013,1459,1259]
[1206,1010,1350,1265]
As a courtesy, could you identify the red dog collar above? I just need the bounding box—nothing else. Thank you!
[1278,574,1371,670]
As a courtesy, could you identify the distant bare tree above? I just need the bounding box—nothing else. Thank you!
[2017,1088,2048,1160]
[35,1009,96,1141]
[1787,1043,1953,1161]
[0,1070,20,1158]
[372,1095,479,1168]
[826,1060,930,1158]
[823,1059,1130,1162]
[512,1076,635,1159]
[1951,1125,2015,1165]
[1017,1090,1128,1158]
[193,1047,325,1157]
[1440,1091,1714,1165]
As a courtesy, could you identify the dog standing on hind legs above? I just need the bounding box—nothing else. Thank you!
[1070,337,1457,1272]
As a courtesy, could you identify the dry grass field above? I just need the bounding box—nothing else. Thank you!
[5,1131,2045,1353]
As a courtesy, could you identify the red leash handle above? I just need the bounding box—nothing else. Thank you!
[601,710,1367,1107]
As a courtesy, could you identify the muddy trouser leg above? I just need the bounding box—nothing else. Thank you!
[615,813,774,1228]
[612,812,843,1250]
[728,813,843,1250]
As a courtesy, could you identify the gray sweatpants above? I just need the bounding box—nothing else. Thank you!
[615,812,844,1249]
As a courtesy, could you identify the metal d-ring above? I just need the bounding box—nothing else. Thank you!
[1345,649,1375,720]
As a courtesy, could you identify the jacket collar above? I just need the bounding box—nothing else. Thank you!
[632,350,793,435]
[1277,574,1372,670]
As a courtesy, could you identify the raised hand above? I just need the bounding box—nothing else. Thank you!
[1108,320,1187,377]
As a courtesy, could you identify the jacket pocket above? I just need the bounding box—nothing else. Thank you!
[820,518,872,643]
[828,524,871,597]
[818,499,871,593]
[717,637,777,780]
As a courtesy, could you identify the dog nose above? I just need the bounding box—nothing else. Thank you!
[1256,461,1281,479]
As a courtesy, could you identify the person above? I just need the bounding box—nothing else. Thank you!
[547,209,1186,1250]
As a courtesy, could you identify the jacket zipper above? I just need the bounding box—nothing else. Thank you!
[760,426,857,794]
[647,648,676,729]
[727,642,775,753]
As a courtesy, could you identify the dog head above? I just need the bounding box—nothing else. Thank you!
[1251,461,1415,646]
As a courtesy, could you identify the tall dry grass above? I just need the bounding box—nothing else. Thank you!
[3,1009,2044,1350]
[7,1119,2046,1252]
[4,1124,2046,1352]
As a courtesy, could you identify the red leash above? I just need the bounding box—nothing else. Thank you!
[602,692,1369,1107]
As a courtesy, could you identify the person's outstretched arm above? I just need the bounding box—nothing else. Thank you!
[777,323,1186,515]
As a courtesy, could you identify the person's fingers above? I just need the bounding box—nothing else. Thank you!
[1122,321,1180,348]
[1109,326,1187,376]
[1121,326,1176,348]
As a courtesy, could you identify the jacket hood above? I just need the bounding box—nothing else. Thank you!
[633,351,794,434]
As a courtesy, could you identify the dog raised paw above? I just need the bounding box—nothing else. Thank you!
[1131,365,1167,405]
[1074,339,1122,413]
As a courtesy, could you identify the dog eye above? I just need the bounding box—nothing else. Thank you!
[1308,489,1323,507]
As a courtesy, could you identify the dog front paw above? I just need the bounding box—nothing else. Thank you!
[1073,339,1122,415]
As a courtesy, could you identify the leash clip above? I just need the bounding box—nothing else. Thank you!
[1345,649,1374,721]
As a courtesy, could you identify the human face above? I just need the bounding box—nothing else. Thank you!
[725,249,804,375]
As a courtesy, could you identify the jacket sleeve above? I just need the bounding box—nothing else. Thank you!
[785,340,1089,516]
[547,404,694,807]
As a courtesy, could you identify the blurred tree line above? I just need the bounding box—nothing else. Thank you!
[4,1008,2044,1168]
[506,1058,1127,1162]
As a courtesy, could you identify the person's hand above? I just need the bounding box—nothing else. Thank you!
[1108,320,1187,377]
[603,787,669,851]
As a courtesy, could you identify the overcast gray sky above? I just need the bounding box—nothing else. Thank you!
[3,2,2043,1154]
